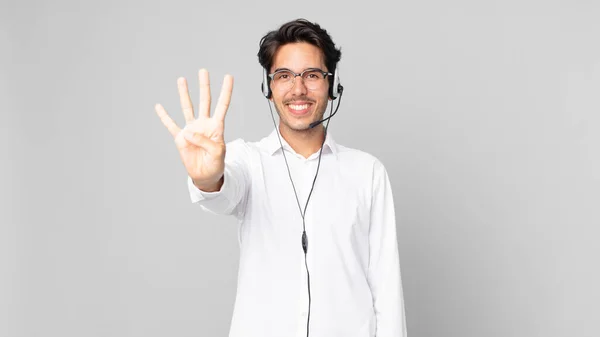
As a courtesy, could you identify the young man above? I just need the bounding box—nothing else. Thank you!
[156,19,407,337]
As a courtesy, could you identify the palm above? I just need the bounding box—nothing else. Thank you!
[156,69,233,187]
[175,114,224,181]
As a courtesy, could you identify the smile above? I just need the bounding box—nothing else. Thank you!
[289,104,309,111]
[286,102,312,116]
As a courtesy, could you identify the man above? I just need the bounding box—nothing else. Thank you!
[155,19,407,337]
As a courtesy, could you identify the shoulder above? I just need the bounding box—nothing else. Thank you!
[335,143,388,175]
[332,142,392,196]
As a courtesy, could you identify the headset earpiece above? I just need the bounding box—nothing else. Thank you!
[261,69,271,99]
[329,68,342,100]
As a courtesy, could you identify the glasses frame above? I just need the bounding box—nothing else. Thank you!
[268,68,333,90]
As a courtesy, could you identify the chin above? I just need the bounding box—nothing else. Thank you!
[284,115,325,132]
[282,120,311,131]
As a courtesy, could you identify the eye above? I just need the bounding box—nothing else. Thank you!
[304,71,322,80]
[275,72,292,81]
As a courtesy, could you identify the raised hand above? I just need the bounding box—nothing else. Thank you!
[156,69,234,192]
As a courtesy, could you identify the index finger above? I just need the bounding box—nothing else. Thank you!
[213,74,234,122]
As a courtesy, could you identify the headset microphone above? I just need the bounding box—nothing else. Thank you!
[309,84,343,128]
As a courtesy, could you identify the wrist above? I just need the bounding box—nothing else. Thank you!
[193,175,224,192]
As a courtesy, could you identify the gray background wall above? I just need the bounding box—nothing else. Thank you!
[2,0,599,336]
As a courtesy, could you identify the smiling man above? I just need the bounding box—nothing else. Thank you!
[156,18,407,337]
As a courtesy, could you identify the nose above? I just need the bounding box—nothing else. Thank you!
[290,75,308,96]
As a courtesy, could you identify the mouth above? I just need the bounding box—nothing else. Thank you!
[286,102,313,116]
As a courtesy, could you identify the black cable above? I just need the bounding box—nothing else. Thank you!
[266,96,340,337]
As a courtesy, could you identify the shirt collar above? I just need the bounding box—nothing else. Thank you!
[264,128,339,159]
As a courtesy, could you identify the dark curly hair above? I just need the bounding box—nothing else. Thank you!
[257,18,342,75]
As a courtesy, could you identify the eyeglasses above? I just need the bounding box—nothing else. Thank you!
[269,68,332,92]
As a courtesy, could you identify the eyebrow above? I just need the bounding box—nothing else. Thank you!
[272,67,324,73]
[272,67,291,73]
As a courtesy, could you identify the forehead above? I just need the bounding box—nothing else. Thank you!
[271,42,326,72]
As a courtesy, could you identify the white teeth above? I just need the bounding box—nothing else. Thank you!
[289,104,309,111]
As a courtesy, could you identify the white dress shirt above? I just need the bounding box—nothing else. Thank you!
[187,128,407,337]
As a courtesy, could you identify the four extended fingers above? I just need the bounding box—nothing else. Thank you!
[157,70,233,138]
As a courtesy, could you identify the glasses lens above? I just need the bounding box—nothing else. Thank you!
[273,70,293,82]
[272,70,293,91]
[302,70,326,90]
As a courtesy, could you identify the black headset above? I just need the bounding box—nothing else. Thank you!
[261,67,343,100]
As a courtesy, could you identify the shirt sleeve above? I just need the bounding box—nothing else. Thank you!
[187,138,250,219]
[367,160,408,337]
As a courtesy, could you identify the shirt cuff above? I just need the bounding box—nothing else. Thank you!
[187,171,230,203]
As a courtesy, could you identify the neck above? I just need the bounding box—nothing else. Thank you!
[279,124,326,158]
